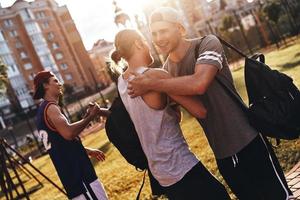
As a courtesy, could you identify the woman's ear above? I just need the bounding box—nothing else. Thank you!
[134,40,144,49]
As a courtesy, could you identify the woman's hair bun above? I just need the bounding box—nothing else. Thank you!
[111,50,122,64]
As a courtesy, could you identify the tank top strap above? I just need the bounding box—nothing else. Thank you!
[135,66,150,75]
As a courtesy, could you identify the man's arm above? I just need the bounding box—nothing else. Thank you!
[128,63,218,97]
[47,104,110,140]
[143,69,207,119]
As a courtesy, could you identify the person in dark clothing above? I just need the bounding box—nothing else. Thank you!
[34,71,110,200]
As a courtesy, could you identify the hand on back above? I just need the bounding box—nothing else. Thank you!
[128,72,151,98]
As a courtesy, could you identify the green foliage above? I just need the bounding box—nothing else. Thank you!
[0,60,8,94]
[263,2,282,24]
[63,83,74,96]
[220,15,236,31]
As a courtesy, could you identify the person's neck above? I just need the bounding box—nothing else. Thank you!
[126,56,149,74]
[44,94,58,104]
[168,39,191,63]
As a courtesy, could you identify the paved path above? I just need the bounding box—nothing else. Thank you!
[286,161,300,199]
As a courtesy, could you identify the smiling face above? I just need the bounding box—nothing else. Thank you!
[44,76,63,98]
[150,21,183,55]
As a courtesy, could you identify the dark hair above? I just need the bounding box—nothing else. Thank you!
[33,78,51,99]
[110,50,122,64]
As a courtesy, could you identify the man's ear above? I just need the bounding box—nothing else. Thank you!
[176,23,187,37]
[43,82,49,90]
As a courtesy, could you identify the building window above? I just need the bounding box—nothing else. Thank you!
[20,8,34,21]
[28,73,34,80]
[1,54,14,65]
[0,43,10,54]
[31,34,45,44]
[65,74,72,80]
[20,51,27,59]
[47,32,54,40]
[41,21,49,29]
[36,11,46,19]
[24,63,32,70]
[55,53,63,60]
[0,31,5,41]
[15,41,22,48]
[10,65,16,72]
[9,30,18,37]
[25,22,40,35]
[60,63,68,70]
[52,42,59,49]
[4,19,13,27]
[40,54,54,66]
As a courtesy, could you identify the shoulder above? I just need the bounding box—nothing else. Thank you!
[144,68,171,79]
[46,103,61,116]
[201,34,222,48]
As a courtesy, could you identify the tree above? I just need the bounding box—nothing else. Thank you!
[63,83,74,104]
[63,83,74,97]
[220,15,236,31]
[0,60,8,94]
[264,2,281,23]
[263,2,287,46]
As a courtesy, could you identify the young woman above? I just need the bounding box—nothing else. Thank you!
[110,29,230,200]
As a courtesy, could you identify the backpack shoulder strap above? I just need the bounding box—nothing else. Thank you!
[216,36,248,58]
[193,36,248,112]
[194,35,248,59]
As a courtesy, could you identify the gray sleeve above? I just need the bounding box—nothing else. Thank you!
[196,35,224,70]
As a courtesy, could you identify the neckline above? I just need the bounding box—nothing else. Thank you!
[167,39,198,65]
[121,66,148,81]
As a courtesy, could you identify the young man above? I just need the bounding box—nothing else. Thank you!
[128,7,294,200]
[33,71,110,200]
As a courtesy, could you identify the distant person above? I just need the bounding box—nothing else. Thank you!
[33,71,110,200]
[128,7,293,200]
[111,29,230,200]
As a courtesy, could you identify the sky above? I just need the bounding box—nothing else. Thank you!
[1,0,150,50]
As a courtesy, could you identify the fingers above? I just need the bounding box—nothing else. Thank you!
[97,152,105,162]
[128,71,139,77]
[94,151,105,162]
[127,83,139,98]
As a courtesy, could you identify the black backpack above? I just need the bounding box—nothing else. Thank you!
[105,96,148,170]
[212,37,300,140]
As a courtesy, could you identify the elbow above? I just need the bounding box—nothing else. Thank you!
[193,83,207,95]
[195,108,207,119]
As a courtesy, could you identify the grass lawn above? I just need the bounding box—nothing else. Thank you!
[6,39,300,200]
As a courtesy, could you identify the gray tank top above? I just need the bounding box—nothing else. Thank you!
[118,67,198,186]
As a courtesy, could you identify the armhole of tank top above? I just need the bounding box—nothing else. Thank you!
[44,102,58,132]
[142,68,169,110]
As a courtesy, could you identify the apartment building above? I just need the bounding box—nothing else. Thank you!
[0,0,99,115]
[88,39,113,88]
